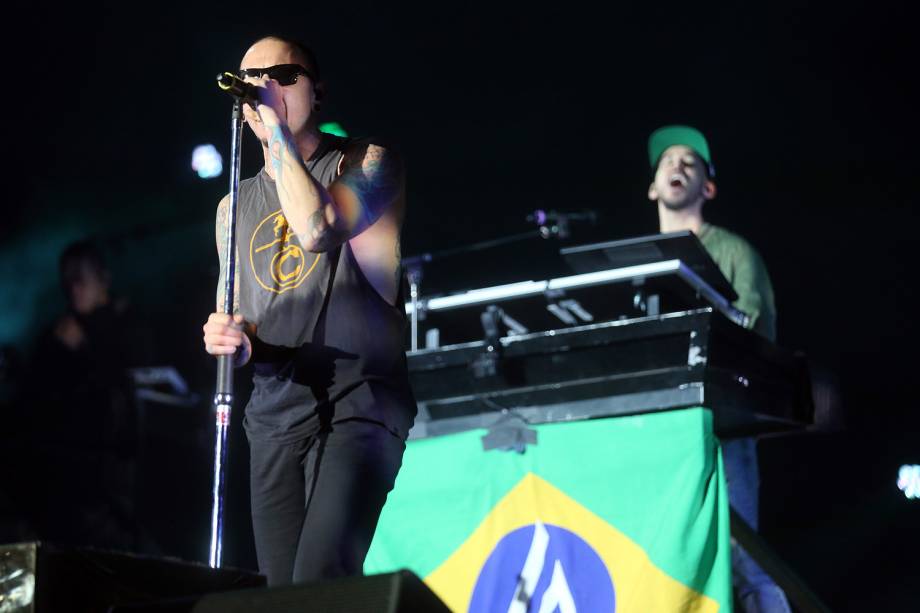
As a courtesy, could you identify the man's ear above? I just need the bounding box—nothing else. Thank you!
[702,180,717,200]
[648,182,659,202]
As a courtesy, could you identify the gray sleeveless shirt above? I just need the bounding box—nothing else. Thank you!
[236,134,416,442]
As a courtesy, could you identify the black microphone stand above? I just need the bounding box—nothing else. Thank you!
[403,209,598,350]
[403,229,549,351]
[209,98,243,568]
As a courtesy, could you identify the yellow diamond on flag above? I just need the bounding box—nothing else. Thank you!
[425,472,721,612]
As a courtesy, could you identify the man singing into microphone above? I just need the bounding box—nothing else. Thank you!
[201,35,416,586]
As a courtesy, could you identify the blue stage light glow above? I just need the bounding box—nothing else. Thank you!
[897,465,920,500]
[192,144,223,179]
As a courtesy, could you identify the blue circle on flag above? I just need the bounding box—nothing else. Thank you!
[469,523,615,612]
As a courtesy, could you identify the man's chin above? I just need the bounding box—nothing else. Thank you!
[661,198,694,211]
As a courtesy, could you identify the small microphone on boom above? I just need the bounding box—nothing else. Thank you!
[216,72,260,103]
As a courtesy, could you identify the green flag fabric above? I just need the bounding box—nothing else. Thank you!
[366,407,732,612]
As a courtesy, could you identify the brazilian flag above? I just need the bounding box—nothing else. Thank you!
[366,407,732,612]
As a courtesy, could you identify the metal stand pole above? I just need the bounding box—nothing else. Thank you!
[402,231,543,351]
[209,99,244,568]
[407,265,423,352]
[399,209,593,348]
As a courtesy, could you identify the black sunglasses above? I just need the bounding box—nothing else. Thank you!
[238,64,313,86]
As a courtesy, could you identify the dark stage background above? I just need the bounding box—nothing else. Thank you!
[1,2,917,610]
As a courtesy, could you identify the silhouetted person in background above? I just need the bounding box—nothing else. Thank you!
[27,240,153,551]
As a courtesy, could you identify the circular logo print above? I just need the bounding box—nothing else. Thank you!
[469,522,615,612]
[249,210,321,294]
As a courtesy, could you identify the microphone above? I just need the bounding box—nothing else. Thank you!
[526,209,598,225]
[526,209,598,239]
[216,72,260,102]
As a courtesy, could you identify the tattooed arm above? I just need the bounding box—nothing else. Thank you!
[262,120,342,252]
[214,195,240,315]
[249,76,405,300]
[254,88,404,253]
[341,141,406,305]
[202,195,252,366]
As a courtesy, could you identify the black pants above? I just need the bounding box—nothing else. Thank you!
[248,419,406,586]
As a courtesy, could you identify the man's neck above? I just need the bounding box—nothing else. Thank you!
[263,126,322,180]
[657,201,704,235]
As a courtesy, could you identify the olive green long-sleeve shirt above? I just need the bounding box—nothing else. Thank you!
[697,223,776,342]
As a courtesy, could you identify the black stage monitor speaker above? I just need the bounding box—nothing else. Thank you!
[0,541,264,612]
[191,570,451,613]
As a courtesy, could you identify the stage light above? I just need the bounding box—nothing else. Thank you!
[897,465,920,500]
[192,144,223,179]
[319,122,348,137]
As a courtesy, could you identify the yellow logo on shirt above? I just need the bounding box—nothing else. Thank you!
[249,210,321,294]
